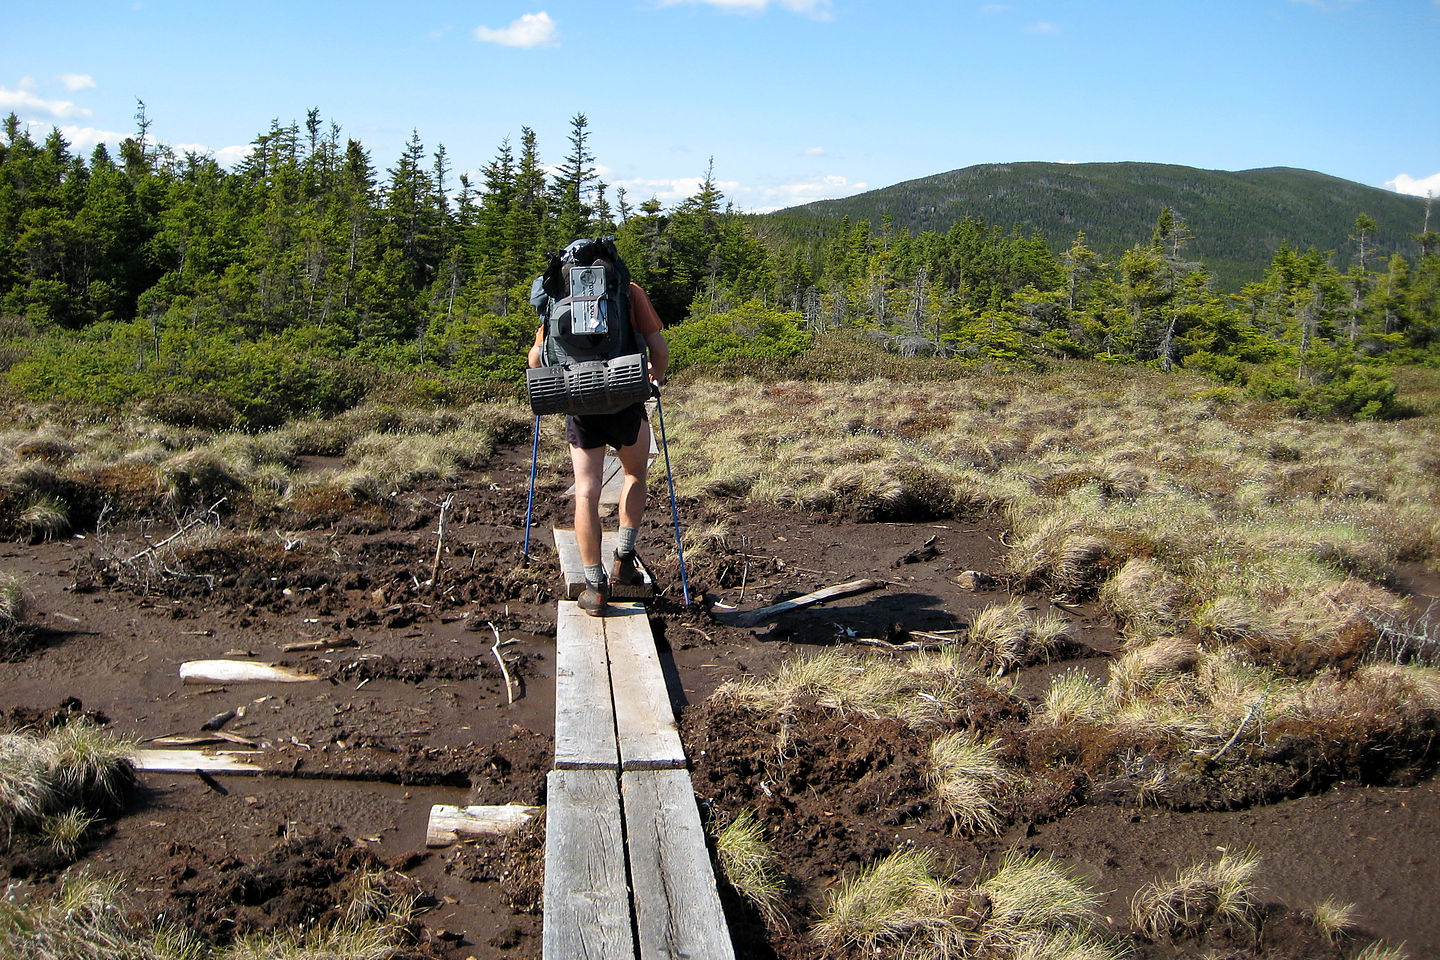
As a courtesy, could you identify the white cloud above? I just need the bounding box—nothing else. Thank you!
[804,145,828,156]
[730,173,867,213]
[0,78,92,120]
[474,11,558,48]
[1025,21,1060,34]
[40,123,126,153]
[59,73,96,92]
[656,0,832,19]
[1386,172,1440,198]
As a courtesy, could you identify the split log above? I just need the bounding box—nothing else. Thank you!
[179,660,318,684]
[717,578,884,628]
[426,804,543,847]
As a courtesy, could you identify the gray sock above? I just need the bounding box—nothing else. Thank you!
[616,526,638,557]
[584,563,606,586]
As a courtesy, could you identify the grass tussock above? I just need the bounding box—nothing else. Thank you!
[928,733,1014,835]
[715,809,788,927]
[0,867,424,960]
[712,647,1003,730]
[0,721,136,851]
[812,846,1116,960]
[1130,849,1260,941]
[968,597,1073,675]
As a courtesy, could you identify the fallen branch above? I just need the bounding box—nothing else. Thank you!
[429,494,455,586]
[852,637,946,653]
[1208,693,1267,762]
[489,621,517,704]
[126,498,228,564]
[718,578,885,628]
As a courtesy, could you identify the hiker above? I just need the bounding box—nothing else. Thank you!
[527,238,668,617]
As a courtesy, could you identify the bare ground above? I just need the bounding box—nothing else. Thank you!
[2,439,1438,959]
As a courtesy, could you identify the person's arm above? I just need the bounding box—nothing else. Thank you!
[645,329,669,385]
[629,283,668,384]
[527,325,544,369]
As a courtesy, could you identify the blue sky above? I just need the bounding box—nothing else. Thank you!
[5,0,1438,212]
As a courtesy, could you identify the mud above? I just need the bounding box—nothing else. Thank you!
[1,440,1438,959]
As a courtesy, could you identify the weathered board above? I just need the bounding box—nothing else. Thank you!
[131,748,265,773]
[542,769,636,960]
[425,804,542,847]
[622,769,736,960]
[605,605,685,771]
[553,600,620,770]
[716,578,885,628]
[553,528,654,601]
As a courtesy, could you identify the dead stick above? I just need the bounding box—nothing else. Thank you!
[430,494,454,586]
[126,497,228,563]
[1209,694,1266,761]
[489,621,516,704]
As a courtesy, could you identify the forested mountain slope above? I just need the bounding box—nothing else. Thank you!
[768,162,1431,289]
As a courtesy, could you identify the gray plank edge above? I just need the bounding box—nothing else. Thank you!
[622,769,735,960]
[543,769,636,960]
[554,600,619,770]
[605,607,686,771]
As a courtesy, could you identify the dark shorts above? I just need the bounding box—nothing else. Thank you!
[565,403,648,451]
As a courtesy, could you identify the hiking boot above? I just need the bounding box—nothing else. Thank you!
[577,580,609,617]
[611,550,645,587]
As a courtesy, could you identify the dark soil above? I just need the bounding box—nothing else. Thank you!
[1,439,1438,959]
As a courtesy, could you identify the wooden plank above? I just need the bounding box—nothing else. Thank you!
[716,578,886,628]
[605,606,686,771]
[426,804,542,847]
[622,770,735,960]
[131,748,264,773]
[543,769,636,960]
[554,600,619,770]
[178,660,318,683]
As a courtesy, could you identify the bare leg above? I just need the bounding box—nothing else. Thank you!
[569,444,606,569]
[616,419,652,532]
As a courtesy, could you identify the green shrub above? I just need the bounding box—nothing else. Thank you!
[667,301,811,373]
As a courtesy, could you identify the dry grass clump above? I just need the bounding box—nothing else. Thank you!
[928,733,1014,834]
[1106,637,1202,702]
[1038,668,1108,727]
[0,865,424,960]
[1309,896,1359,941]
[712,647,1001,730]
[0,570,29,633]
[968,597,1072,675]
[715,809,787,927]
[0,721,135,854]
[1354,941,1411,960]
[812,847,966,959]
[1099,557,1187,634]
[812,842,1119,960]
[1130,849,1260,941]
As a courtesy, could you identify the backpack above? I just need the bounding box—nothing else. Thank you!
[524,236,651,417]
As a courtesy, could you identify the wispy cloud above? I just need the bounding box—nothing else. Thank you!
[1386,172,1440,198]
[0,78,93,120]
[1025,21,1060,34]
[656,0,833,20]
[474,11,558,48]
[59,73,96,92]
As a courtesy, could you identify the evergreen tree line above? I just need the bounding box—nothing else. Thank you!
[1,109,1437,426]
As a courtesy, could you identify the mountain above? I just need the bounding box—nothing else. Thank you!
[766,162,1431,289]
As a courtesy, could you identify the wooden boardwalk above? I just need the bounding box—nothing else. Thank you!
[543,547,733,959]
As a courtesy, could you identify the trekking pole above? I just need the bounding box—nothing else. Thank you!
[651,386,691,606]
[521,414,541,564]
